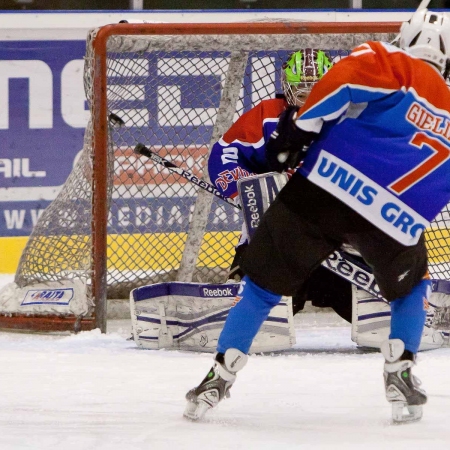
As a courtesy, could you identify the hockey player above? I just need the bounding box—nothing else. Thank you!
[185,8,450,423]
[208,48,354,323]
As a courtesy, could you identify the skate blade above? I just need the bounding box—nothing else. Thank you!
[183,400,211,421]
[392,403,423,423]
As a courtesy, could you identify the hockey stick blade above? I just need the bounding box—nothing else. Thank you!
[134,143,238,209]
[109,112,125,128]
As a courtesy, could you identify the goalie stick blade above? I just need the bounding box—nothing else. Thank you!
[391,403,423,424]
[108,112,125,127]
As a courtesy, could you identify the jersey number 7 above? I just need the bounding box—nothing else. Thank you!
[389,132,450,195]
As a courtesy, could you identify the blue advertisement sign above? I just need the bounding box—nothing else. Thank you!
[0,40,87,236]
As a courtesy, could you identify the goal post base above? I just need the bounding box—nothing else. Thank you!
[0,314,96,333]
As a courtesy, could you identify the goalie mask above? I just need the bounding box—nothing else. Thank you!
[281,49,333,106]
[400,9,450,77]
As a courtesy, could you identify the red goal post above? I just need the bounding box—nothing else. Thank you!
[91,21,401,332]
[8,21,440,334]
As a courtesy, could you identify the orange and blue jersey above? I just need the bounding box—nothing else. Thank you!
[296,41,450,246]
[208,97,287,199]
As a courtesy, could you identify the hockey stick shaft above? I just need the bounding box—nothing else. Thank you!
[134,143,239,210]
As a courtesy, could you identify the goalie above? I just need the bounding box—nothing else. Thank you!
[208,48,355,323]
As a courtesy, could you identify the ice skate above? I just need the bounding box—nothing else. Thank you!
[381,339,427,423]
[183,348,248,421]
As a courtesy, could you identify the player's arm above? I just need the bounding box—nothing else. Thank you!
[208,141,258,200]
[208,100,282,198]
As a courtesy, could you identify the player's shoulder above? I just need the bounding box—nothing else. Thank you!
[229,97,286,126]
[254,97,287,118]
[349,41,410,59]
[251,96,286,112]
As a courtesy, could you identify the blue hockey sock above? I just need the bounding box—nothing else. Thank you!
[217,275,282,354]
[390,279,430,354]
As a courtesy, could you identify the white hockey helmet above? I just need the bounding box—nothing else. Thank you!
[400,9,450,75]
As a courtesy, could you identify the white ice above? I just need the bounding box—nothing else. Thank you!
[0,274,449,450]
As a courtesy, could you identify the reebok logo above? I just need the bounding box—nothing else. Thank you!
[202,287,234,297]
[398,270,410,282]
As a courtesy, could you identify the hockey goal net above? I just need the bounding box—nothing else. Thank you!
[3,20,449,333]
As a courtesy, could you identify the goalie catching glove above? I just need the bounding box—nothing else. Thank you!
[266,105,317,172]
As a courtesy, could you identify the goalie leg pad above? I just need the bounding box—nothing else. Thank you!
[130,282,295,353]
[351,284,447,351]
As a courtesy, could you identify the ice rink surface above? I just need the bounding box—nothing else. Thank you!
[0,275,449,450]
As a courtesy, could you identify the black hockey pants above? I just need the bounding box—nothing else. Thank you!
[241,173,428,302]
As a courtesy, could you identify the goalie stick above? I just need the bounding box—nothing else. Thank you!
[134,143,237,209]
[133,142,450,329]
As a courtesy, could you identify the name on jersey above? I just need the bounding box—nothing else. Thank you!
[307,150,428,246]
[214,167,253,192]
[406,102,450,141]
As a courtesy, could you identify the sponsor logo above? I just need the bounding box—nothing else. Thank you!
[397,270,410,282]
[315,155,378,206]
[232,280,245,306]
[214,167,253,192]
[200,335,208,347]
[309,151,428,245]
[242,184,261,230]
[0,158,46,179]
[202,287,234,297]
[389,342,395,359]
[230,355,241,369]
[21,288,74,306]
[231,295,243,307]
[324,251,380,296]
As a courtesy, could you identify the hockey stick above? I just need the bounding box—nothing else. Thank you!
[134,143,237,209]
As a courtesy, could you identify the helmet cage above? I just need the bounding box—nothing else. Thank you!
[281,49,333,106]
